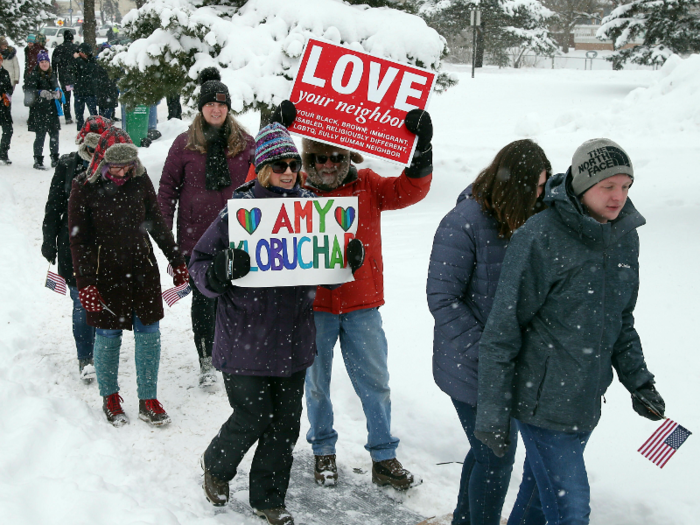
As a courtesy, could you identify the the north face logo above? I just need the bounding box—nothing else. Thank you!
[577,146,631,177]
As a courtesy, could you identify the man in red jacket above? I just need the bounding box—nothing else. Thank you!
[302,109,433,490]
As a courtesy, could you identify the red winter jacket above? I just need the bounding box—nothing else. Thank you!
[307,167,431,314]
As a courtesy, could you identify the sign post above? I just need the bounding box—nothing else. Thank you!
[287,38,436,166]
[470,9,481,79]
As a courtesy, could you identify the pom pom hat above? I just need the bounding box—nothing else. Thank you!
[37,50,50,63]
[197,67,231,111]
[571,138,634,196]
[254,123,301,173]
[87,127,145,183]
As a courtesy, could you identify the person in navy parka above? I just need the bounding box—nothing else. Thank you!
[427,140,551,525]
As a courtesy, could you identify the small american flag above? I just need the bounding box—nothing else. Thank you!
[162,282,191,307]
[166,263,175,277]
[638,418,692,468]
[45,270,67,295]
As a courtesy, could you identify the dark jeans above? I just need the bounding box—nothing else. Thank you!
[33,129,59,158]
[0,120,12,157]
[452,398,518,525]
[205,370,306,510]
[507,420,592,525]
[60,85,72,120]
[74,94,98,130]
[187,255,217,359]
[68,285,95,361]
[99,107,115,120]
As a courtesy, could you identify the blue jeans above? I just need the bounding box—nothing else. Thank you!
[68,285,95,361]
[74,94,98,130]
[305,308,399,461]
[507,421,592,525]
[452,399,517,525]
[94,314,160,399]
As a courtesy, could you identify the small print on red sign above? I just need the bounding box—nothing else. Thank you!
[288,38,436,166]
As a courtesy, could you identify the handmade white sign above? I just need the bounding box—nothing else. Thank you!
[228,197,359,287]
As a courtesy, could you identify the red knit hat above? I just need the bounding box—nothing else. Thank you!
[87,127,144,183]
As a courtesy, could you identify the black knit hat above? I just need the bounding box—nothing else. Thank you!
[63,30,74,42]
[78,42,92,56]
[197,67,231,112]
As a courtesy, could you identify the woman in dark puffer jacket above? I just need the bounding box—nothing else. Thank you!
[426,140,551,525]
[158,67,254,388]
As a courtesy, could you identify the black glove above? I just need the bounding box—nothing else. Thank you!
[346,238,365,274]
[632,382,665,421]
[206,248,251,293]
[270,100,296,128]
[41,243,57,265]
[474,429,511,458]
[404,109,433,178]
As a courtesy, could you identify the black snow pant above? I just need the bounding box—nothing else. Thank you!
[0,120,12,157]
[166,94,182,120]
[186,255,216,360]
[34,129,59,158]
[60,84,73,120]
[204,370,306,510]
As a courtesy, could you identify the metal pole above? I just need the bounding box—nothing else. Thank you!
[470,9,481,79]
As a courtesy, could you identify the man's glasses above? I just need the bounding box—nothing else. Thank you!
[314,154,345,164]
[271,160,301,174]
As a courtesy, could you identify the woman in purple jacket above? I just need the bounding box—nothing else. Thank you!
[190,122,363,525]
[426,140,551,525]
[158,67,254,388]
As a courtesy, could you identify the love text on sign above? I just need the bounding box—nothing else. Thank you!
[288,38,436,166]
[228,197,359,287]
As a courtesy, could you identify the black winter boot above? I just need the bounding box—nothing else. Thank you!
[0,151,10,165]
[50,153,60,168]
[33,156,48,170]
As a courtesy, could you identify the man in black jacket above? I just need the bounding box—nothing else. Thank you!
[51,30,79,125]
[73,43,99,131]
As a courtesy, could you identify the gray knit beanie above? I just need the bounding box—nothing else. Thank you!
[571,138,634,196]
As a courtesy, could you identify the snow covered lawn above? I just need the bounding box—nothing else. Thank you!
[1,57,698,524]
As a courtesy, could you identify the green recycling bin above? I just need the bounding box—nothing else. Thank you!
[124,105,149,146]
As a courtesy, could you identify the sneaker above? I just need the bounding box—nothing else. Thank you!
[33,156,48,170]
[138,399,171,427]
[103,393,129,427]
[200,454,229,506]
[314,454,338,486]
[79,358,95,384]
[199,356,217,389]
[254,507,294,525]
[65,118,73,124]
[371,458,415,491]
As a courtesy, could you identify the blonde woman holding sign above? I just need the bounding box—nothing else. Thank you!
[189,119,364,525]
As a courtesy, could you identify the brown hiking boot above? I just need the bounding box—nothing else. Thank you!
[200,454,229,506]
[314,454,338,486]
[138,399,171,427]
[371,458,415,490]
[254,507,294,524]
[103,393,129,427]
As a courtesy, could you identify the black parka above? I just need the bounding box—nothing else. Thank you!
[26,68,60,133]
[51,41,79,87]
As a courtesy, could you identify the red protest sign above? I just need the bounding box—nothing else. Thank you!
[288,38,436,166]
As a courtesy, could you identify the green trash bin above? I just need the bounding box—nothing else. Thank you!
[124,105,149,146]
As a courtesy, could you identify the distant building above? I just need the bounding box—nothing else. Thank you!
[573,24,643,51]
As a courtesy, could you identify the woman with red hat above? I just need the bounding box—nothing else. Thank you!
[68,127,189,428]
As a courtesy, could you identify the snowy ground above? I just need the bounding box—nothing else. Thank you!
[1,49,699,524]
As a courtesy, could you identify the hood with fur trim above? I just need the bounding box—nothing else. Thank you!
[86,127,145,183]
[301,138,363,190]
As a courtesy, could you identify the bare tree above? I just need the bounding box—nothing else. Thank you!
[542,0,605,52]
[83,0,97,50]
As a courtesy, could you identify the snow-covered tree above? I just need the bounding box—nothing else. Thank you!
[0,0,53,41]
[106,0,454,113]
[418,0,557,67]
[598,0,700,68]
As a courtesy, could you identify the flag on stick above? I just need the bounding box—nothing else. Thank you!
[638,418,692,468]
[45,269,67,295]
[162,282,191,307]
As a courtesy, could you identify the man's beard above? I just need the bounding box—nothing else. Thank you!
[308,166,346,191]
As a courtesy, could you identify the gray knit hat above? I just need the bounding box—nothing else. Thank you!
[571,138,634,196]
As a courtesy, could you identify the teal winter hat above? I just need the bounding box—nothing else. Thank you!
[27,34,36,43]
[254,122,301,173]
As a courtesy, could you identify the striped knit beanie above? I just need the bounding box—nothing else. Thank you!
[254,122,301,173]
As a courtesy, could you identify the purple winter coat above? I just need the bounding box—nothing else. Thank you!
[157,131,255,256]
[188,180,318,377]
